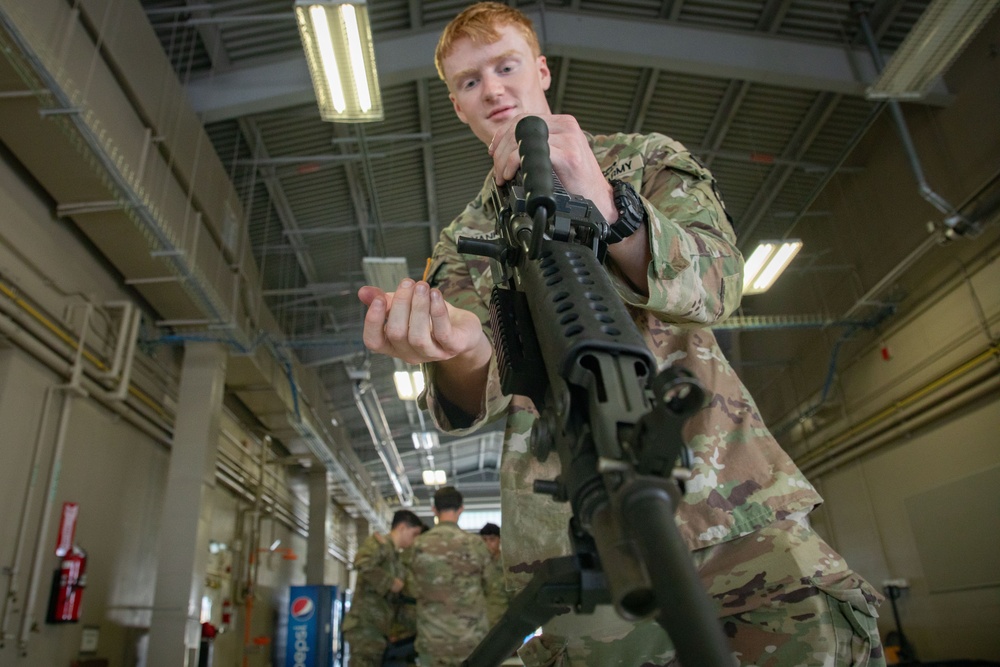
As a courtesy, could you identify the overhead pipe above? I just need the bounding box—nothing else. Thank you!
[800,343,1000,477]
[92,301,135,382]
[854,3,978,238]
[352,371,415,508]
[110,308,142,401]
[15,303,91,655]
[0,387,54,648]
[0,282,171,427]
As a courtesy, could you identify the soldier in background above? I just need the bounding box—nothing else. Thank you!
[383,521,429,667]
[406,487,491,667]
[477,522,510,626]
[342,509,423,667]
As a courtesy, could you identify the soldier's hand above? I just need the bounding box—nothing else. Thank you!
[490,113,616,224]
[390,577,404,594]
[358,279,485,365]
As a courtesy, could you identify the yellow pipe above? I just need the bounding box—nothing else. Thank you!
[796,342,1000,467]
[0,282,106,369]
[0,280,170,419]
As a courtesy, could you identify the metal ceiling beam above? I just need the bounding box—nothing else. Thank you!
[700,81,750,169]
[333,124,377,256]
[626,68,658,133]
[238,119,320,287]
[184,0,231,71]
[185,9,949,123]
[417,80,440,248]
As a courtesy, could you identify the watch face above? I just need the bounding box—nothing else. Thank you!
[608,180,643,243]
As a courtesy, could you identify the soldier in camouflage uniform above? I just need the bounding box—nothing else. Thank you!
[384,522,428,667]
[405,486,492,667]
[343,509,423,667]
[357,2,885,665]
[478,522,510,626]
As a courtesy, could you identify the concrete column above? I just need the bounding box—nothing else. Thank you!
[306,469,333,584]
[148,343,227,667]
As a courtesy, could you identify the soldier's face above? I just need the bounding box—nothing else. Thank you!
[480,534,500,557]
[442,24,552,146]
[398,525,422,549]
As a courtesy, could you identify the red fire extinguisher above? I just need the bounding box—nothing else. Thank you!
[47,545,87,624]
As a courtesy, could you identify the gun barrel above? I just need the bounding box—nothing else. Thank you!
[622,481,733,666]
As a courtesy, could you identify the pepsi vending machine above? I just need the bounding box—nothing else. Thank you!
[284,585,341,667]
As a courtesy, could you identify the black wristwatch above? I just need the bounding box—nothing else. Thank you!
[606,179,646,244]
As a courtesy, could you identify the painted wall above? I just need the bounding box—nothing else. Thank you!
[810,396,1000,662]
[802,251,1000,661]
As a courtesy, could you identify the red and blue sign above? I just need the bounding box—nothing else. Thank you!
[290,595,315,622]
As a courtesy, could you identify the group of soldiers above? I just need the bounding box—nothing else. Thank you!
[342,486,512,667]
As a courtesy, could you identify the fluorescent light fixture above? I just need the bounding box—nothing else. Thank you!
[421,469,447,486]
[866,0,1000,100]
[412,431,439,450]
[362,257,409,291]
[742,240,802,295]
[295,0,384,121]
[394,369,425,401]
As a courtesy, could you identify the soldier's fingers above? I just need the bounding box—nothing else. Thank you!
[407,281,436,353]
[361,294,388,352]
[427,288,454,351]
[358,284,383,306]
[384,279,414,344]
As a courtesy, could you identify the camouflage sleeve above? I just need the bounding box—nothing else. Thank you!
[354,535,395,597]
[419,180,512,434]
[604,133,744,324]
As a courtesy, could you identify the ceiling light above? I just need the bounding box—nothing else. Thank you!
[362,256,410,291]
[295,0,384,122]
[421,470,447,486]
[866,0,1000,100]
[412,431,439,450]
[742,240,803,295]
[394,369,425,401]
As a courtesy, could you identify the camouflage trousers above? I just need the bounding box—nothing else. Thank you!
[345,626,388,667]
[516,518,886,667]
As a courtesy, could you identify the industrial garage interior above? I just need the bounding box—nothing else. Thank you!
[0,0,998,665]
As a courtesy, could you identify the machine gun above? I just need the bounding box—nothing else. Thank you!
[456,116,731,667]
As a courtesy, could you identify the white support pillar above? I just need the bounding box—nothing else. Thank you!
[306,469,334,584]
[148,343,228,667]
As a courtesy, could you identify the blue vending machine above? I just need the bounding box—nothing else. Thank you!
[284,585,342,667]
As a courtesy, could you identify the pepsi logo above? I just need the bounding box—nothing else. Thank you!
[290,596,314,621]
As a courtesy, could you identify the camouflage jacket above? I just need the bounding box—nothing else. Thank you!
[422,132,824,595]
[406,521,491,662]
[483,551,511,626]
[342,532,401,637]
